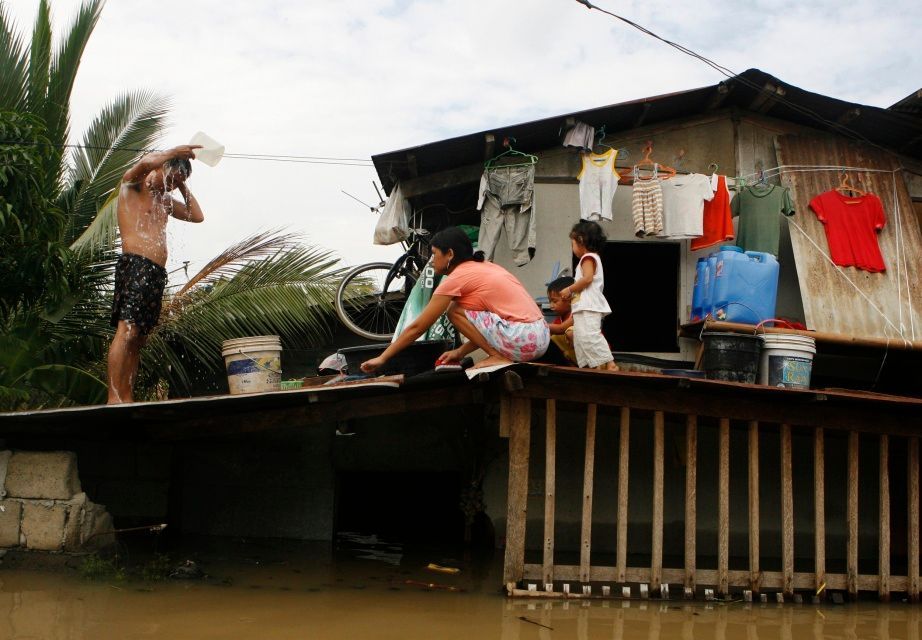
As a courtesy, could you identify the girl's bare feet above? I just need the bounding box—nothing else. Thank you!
[599,361,620,372]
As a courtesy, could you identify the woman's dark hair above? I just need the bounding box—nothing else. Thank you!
[569,220,607,253]
[430,226,484,265]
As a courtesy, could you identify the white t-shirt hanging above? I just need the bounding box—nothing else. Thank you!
[657,173,714,239]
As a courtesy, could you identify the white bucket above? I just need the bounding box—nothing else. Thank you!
[189,131,224,167]
[758,333,816,389]
[221,335,282,395]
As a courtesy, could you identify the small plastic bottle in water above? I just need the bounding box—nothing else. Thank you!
[189,131,224,167]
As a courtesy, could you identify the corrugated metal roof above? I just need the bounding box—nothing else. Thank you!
[889,89,922,117]
[372,69,922,193]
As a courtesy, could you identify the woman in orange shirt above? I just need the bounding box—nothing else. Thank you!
[361,227,549,373]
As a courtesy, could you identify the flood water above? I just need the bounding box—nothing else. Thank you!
[0,535,919,639]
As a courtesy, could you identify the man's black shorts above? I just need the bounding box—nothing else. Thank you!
[110,253,167,336]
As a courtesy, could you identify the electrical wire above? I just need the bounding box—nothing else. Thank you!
[0,139,373,167]
[571,0,922,156]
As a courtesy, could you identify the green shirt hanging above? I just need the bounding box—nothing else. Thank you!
[731,183,795,256]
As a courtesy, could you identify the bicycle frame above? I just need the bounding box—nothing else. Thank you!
[382,232,429,296]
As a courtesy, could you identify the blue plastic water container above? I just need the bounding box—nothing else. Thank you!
[692,245,743,319]
[710,247,779,325]
[690,257,708,321]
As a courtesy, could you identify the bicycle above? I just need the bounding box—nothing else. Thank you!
[334,227,431,341]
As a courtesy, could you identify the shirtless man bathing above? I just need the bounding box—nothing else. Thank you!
[107,145,204,404]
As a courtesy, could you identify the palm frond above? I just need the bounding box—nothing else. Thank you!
[26,0,51,117]
[44,0,103,144]
[172,229,303,298]
[69,188,118,254]
[142,235,343,395]
[0,5,29,109]
[63,89,170,241]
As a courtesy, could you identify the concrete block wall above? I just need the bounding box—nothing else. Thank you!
[0,451,113,552]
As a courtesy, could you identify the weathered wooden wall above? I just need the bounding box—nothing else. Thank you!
[775,136,922,341]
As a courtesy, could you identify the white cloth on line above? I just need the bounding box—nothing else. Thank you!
[657,173,714,239]
[563,122,595,150]
[577,149,619,221]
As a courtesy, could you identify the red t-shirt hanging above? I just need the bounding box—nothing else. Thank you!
[808,190,886,272]
[691,174,734,251]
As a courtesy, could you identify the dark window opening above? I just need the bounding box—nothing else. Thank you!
[595,241,680,353]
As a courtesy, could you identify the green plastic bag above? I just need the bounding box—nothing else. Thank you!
[392,260,457,345]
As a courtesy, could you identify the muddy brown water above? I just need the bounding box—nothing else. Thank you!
[0,536,919,639]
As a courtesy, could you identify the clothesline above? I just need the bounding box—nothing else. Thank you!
[737,164,904,182]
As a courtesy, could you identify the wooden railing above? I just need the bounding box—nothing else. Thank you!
[499,369,922,601]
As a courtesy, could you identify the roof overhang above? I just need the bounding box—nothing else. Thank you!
[372,69,922,193]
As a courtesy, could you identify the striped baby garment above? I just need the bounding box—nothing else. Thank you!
[632,178,664,237]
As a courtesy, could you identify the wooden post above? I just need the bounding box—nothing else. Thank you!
[814,427,826,596]
[781,423,794,597]
[543,399,556,587]
[879,434,890,601]
[685,415,698,593]
[499,395,511,438]
[580,404,597,584]
[616,407,630,583]
[718,418,730,596]
[652,410,665,593]
[847,430,859,599]
[748,421,760,593]
[503,397,532,585]
[910,436,920,603]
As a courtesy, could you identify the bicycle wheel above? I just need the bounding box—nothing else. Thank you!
[335,262,411,341]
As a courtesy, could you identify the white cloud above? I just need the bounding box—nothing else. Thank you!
[6,0,921,276]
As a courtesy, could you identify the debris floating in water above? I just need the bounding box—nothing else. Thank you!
[404,579,461,592]
[425,563,460,575]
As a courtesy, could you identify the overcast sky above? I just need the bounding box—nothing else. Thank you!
[6,0,922,279]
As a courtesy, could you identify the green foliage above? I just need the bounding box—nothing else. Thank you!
[141,553,172,581]
[0,112,69,316]
[79,552,126,582]
[0,1,163,408]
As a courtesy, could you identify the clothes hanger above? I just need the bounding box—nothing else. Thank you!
[707,162,720,175]
[484,137,538,170]
[592,126,612,154]
[632,141,676,180]
[835,170,867,197]
[590,126,631,160]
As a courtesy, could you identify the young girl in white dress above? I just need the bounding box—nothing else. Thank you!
[561,221,619,371]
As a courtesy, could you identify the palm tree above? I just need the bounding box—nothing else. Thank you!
[0,0,169,408]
